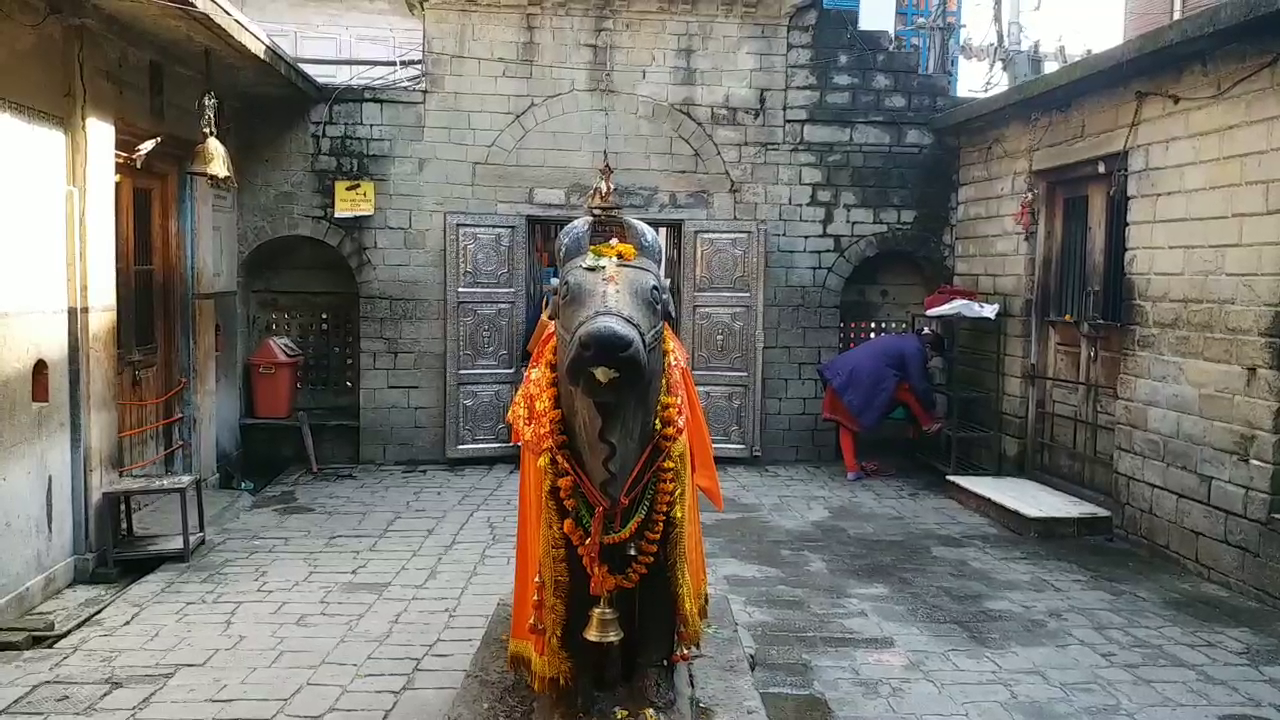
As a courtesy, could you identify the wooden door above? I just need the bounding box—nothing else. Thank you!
[444,214,528,460]
[679,221,766,459]
[116,167,184,475]
[1032,174,1123,497]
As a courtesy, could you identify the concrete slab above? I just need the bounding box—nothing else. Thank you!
[0,631,33,651]
[689,595,768,720]
[945,474,1113,537]
[19,578,136,641]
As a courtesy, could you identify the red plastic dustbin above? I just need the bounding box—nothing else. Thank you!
[248,336,304,419]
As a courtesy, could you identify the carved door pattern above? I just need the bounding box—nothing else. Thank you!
[445,214,527,459]
[679,221,765,459]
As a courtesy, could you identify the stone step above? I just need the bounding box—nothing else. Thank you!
[0,617,54,633]
[0,631,33,651]
[945,474,1113,538]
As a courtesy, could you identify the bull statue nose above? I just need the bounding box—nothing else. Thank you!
[568,319,647,391]
[578,324,639,364]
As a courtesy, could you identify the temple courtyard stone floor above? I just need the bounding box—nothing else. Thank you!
[0,463,1279,720]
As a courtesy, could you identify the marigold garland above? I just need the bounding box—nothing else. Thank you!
[589,238,639,262]
[509,323,710,682]
[535,331,682,596]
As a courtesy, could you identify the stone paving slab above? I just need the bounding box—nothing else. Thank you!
[0,464,516,720]
[703,465,1280,720]
[4,462,1280,720]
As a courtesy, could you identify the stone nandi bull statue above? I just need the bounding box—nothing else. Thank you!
[506,173,724,719]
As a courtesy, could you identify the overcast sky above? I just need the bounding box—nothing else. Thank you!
[955,0,1125,97]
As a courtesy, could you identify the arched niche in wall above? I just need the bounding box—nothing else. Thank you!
[243,235,359,419]
[31,359,50,405]
[837,253,933,351]
[824,230,949,352]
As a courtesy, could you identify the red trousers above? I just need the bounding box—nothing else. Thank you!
[822,384,934,474]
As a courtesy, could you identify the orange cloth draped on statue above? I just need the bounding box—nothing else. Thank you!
[506,321,724,693]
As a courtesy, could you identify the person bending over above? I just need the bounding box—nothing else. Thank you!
[818,328,945,481]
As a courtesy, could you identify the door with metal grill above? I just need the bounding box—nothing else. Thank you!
[1032,174,1125,498]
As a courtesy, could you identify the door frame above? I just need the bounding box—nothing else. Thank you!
[1026,169,1122,496]
[680,220,767,459]
[113,130,191,474]
[444,213,528,460]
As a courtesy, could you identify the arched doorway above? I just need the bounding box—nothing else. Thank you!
[838,252,933,351]
[241,235,360,475]
[834,250,939,454]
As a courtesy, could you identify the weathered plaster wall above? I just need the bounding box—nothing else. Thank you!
[236,3,957,463]
[0,10,76,616]
[0,0,253,608]
[951,41,1280,600]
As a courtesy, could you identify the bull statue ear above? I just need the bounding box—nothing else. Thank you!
[661,279,676,324]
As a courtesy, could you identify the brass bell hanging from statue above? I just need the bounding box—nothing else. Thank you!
[582,596,624,644]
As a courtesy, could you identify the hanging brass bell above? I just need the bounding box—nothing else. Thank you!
[582,597,624,644]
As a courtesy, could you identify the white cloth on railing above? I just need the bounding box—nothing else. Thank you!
[924,298,1001,320]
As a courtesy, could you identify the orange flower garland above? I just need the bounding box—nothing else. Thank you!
[588,238,639,262]
[537,329,683,597]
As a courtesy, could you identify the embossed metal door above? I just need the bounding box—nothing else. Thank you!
[679,221,766,459]
[445,214,528,460]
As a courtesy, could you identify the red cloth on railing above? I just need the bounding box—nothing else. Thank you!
[924,285,979,311]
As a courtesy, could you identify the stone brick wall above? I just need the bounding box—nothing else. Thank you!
[236,2,958,463]
[949,41,1280,600]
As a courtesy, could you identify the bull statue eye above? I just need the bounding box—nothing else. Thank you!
[649,284,662,307]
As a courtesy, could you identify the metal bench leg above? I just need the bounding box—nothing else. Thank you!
[105,497,118,571]
[124,497,135,538]
[179,489,191,563]
[196,482,206,534]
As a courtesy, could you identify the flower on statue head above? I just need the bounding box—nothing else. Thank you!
[588,239,638,263]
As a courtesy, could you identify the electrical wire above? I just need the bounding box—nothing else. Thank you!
[100,0,885,74]
[972,47,1280,178]
[0,4,52,27]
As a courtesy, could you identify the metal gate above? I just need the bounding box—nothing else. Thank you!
[1028,323,1121,498]
[679,221,766,459]
[444,214,528,460]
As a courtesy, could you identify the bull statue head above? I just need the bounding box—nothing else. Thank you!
[547,215,676,503]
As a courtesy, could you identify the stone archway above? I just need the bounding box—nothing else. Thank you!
[820,230,949,309]
[240,234,362,473]
[484,90,728,178]
[241,216,374,286]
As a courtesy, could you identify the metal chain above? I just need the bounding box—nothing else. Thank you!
[601,30,614,164]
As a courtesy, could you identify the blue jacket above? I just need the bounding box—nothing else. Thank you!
[818,333,936,431]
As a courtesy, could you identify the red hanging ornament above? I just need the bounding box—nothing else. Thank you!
[1014,188,1038,233]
